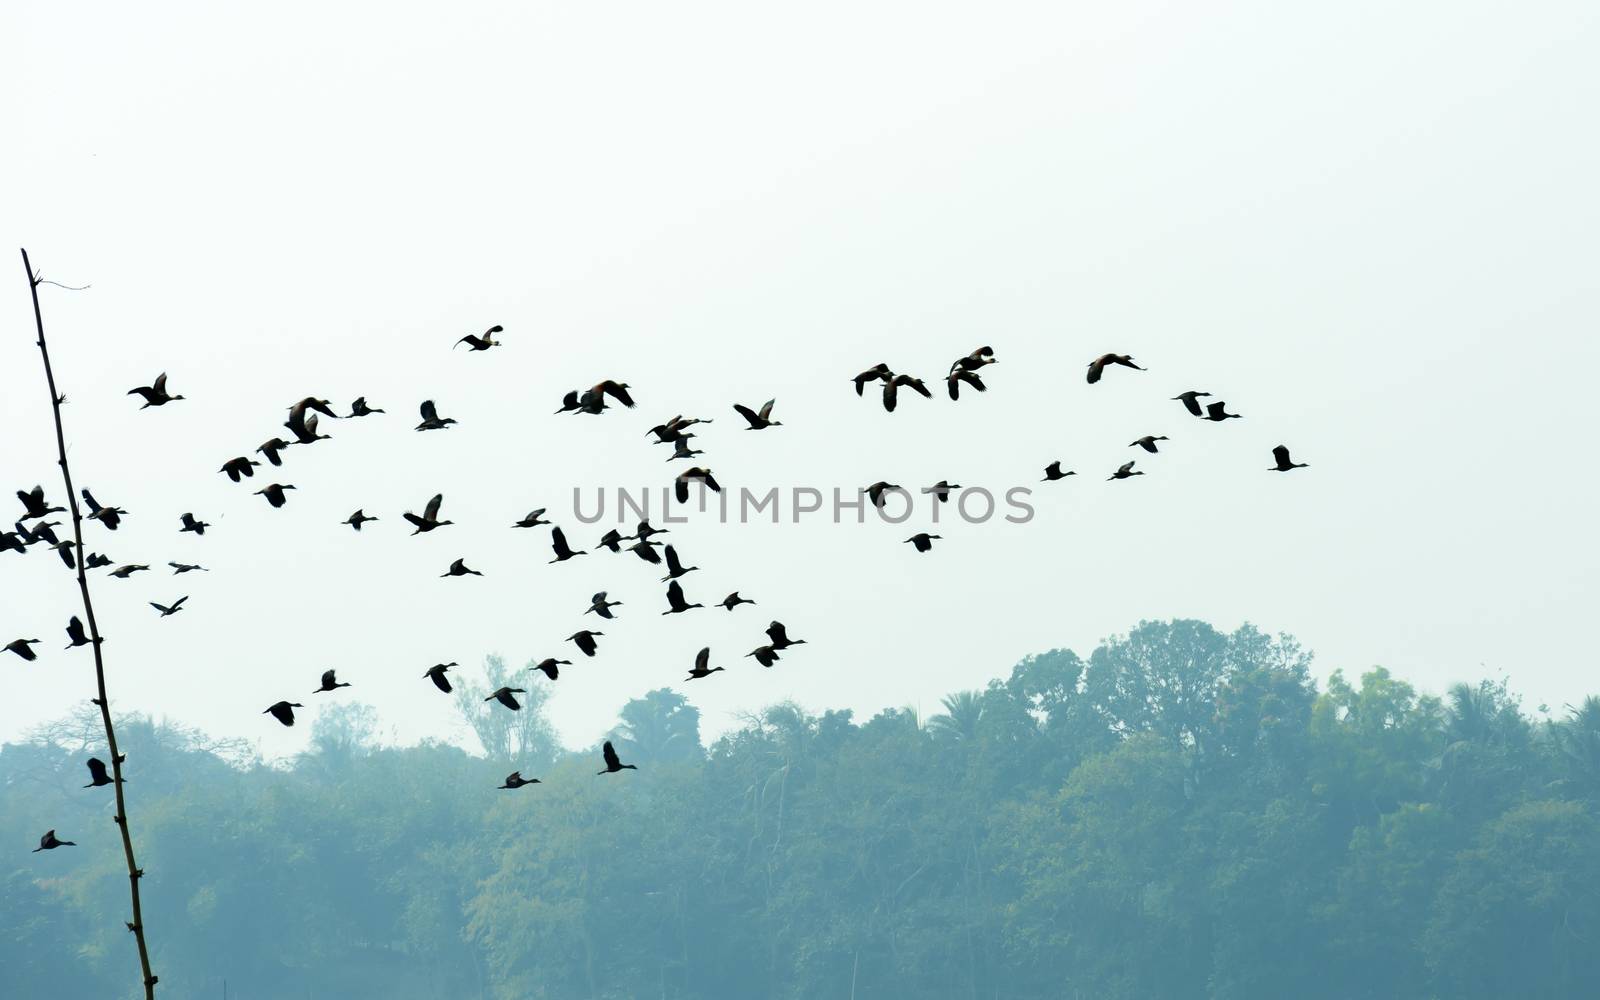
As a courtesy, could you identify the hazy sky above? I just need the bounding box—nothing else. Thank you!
[5,2,1598,757]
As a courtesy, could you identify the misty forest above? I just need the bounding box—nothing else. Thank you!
[6,619,1598,999]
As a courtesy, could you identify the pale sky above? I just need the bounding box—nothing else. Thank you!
[4,1,1598,757]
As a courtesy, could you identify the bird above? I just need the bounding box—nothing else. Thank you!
[415,400,457,431]
[257,438,292,466]
[255,484,296,508]
[32,830,76,852]
[554,390,584,414]
[530,658,569,681]
[950,346,997,372]
[423,663,457,692]
[80,489,126,530]
[923,481,961,503]
[667,439,705,462]
[747,645,780,667]
[1042,462,1075,482]
[549,526,587,563]
[219,457,260,482]
[83,758,118,788]
[512,508,550,529]
[659,545,698,582]
[404,493,452,534]
[686,646,724,680]
[456,325,503,351]
[108,564,149,579]
[149,597,188,617]
[5,639,41,661]
[587,592,623,619]
[127,373,183,408]
[263,701,303,727]
[287,396,340,422]
[674,467,721,503]
[663,579,703,615]
[628,539,663,564]
[499,771,541,789]
[947,368,987,400]
[720,591,756,611]
[1270,445,1309,472]
[905,533,941,553]
[852,363,892,396]
[49,540,77,569]
[581,380,636,413]
[179,512,210,535]
[646,415,711,442]
[348,396,385,417]
[635,519,668,543]
[313,669,351,693]
[84,553,112,569]
[64,617,89,648]
[595,529,624,553]
[733,399,783,430]
[883,374,932,413]
[17,486,63,519]
[1130,435,1169,454]
[168,561,208,574]
[767,621,806,650]
[1086,353,1144,384]
[1203,401,1242,422]
[567,630,604,657]
[1172,390,1212,417]
[486,686,526,711]
[441,558,482,578]
[865,482,902,509]
[344,510,379,531]
[1108,461,1145,481]
[596,740,637,774]
[18,519,61,547]
[284,410,330,446]
[0,528,27,555]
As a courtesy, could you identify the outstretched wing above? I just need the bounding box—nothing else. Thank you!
[733,403,760,427]
[695,646,710,672]
[602,740,622,769]
[420,399,439,421]
[424,493,443,521]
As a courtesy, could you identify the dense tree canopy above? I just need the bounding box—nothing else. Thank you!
[4,620,1597,999]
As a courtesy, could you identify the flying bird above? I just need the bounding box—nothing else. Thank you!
[149,597,188,617]
[747,645,780,667]
[667,439,705,462]
[1202,401,1241,421]
[108,564,149,579]
[686,646,724,680]
[83,758,118,788]
[80,489,125,530]
[440,558,482,578]
[1172,390,1212,417]
[554,391,584,415]
[313,669,351,693]
[84,553,112,569]
[1042,462,1075,482]
[567,630,604,657]
[404,493,452,534]
[766,621,806,650]
[220,457,260,482]
[950,346,996,372]
[852,363,892,396]
[587,592,623,619]
[499,771,540,789]
[263,701,303,727]
[905,533,941,553]
[128,373,184,408]
[549,526,587,563]
[5,638,40,661]
[1270,445,1309,472]
[17,486,63,520]
[1108,461,1145,481]
[947,367,987,400]
[486,686,526,711]
[733,399,783,430]
[64,617,88,648]
[662,579,703,615]
[579,380,636,413]
[169,562,208,574]
[257,438,292,466]
[255,484,296,508]
[348,396,385,417]
[865,482,902,509]
[674,467,721,503]
[660,545,699,582]
[883,374,931,413]
[512,509,550,529]
[415,400,457,431]
[628,539,663,564]
[456,325,504,351]
[598,529,628,552]
[597,740,637,774]
[32,830,76,852]
[344,510,379,531]
[530,658,569,681]
[284,410,330,446]
[634,520,668,542]
[423,663,457,693]
[1086,353,1144,384]
[720,591,756,611]
[1130,435,1169,454]
[923,481,961,503]
[179,512,210,535]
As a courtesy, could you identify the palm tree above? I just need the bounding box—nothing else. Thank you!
[928,690,984,744]
[611,688,702,763]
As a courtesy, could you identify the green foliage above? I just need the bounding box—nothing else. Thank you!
[2,623,1594,998]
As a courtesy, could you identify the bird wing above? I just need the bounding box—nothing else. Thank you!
[424,493,443,521]
[664,545,683,574]
[733,403,760,427]
[759,399,776,420]
[696,646,709,672]
[1117,461,1135,475]
[905,378,931,398]
[81,489,101,513]
[87,758,109,781]
[766,621,789,645]
[551,526,571,556]
[882,379,898,411]
[1272,445,1290,466]
[1180,394,1202,416]
[172,596,188,610]
[420,399,439,421]
[600,381,636,408]
[603,741,622,769]
[321,669,337,688]
[667,579,686,608]
[153,373,168,394]
[402,513,427,529]
[1086,358,1105,383]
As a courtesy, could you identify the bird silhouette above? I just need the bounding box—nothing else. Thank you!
[179,512,210,535]
[1130,435,1169,454]
[1172,390,1212,416]
[1086,353,1144,384]
[674,467,721,503]
[486,686,526,710]
[629,539,663,564]
[404,493,452,534]
[128,373,184,408]
[767,621,806,650]
[587,592,623,619]
[530,657,569,681]
[456,325,503,351]
[852,363,892,396]
[660,545,699,582]
[149,597,188,617]
[579,380,635,413]
[865,482,902,509]
[17,486,63,519]
[32,830,76,852]
[662,579,703,615]
[883,375,931,412]
[1108,461,1144,481]
[313,669,351,693]
[512,508,551,529]
[747,644,780,667]
[567,630,604,657]
[285,411,330,446]
[667,439,705,462]
[81,489,126,530]
[84,757,118,788]
[415,400,457,431]
[720,591,756,611]
[1203,401,1241,422]
[597,740,637,774]
[220,457,260,482]
[257,438,291,466]
[499,771,540,789]
[1042,461,1075,482]
[344,510,379,531]
[5,638,41,661]
[554,390,584,414]
[905,533,941,553]
[686,646,724,680]
[923,481,961,503]
[549,527,587,563]
[64,617,89,648]
[255,484,296,508]
[348,396,385,417]
[84,553,112,569]
[169,562,208,574]
[108,564,149,579]
[598,529,627,553]
[1270,445,1309,472]
[947,368,987,400]
[733,399,783,430]
[424,663,457,692]
[263,701,303,726]
[441,558,482,578]
[950,346,997,372]
[634,520,668,542]
[49,540,77,569]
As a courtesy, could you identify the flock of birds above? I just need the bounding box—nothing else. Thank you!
[10,334,1308,854]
